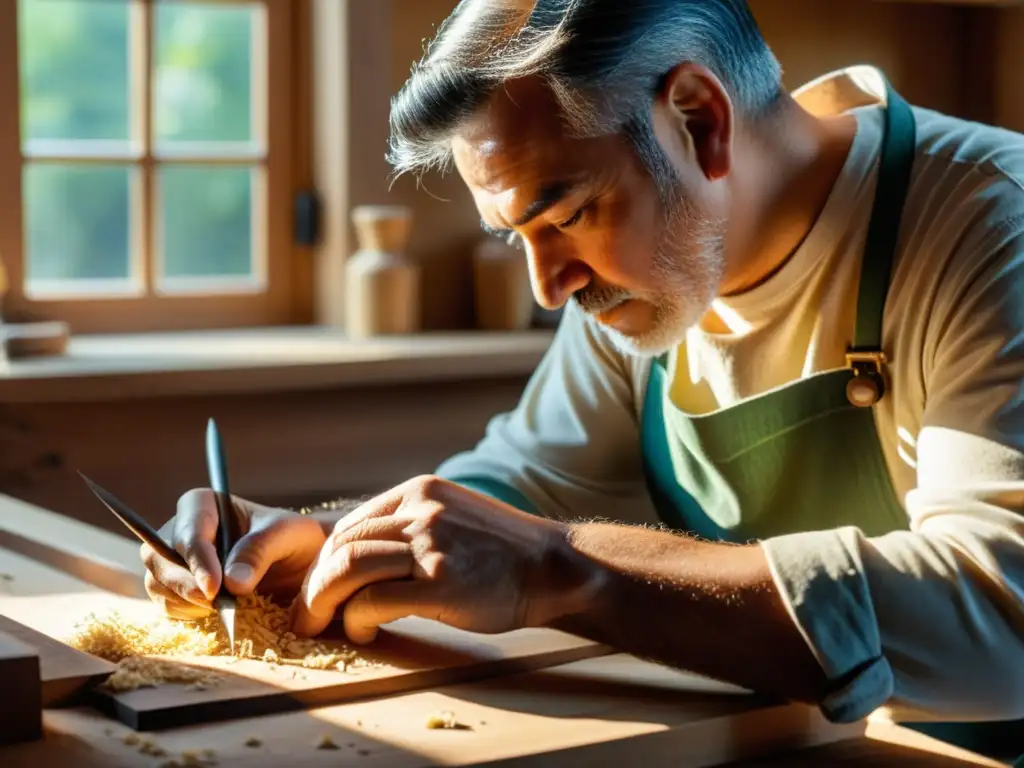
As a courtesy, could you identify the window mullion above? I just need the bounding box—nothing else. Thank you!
[131,0,155,298]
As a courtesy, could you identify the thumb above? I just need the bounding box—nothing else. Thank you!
[222,517,294,595]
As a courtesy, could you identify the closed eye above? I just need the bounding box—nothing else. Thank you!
[558,200,595,230]
[558,208,584,228]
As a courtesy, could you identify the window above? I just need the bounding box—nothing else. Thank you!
[0,0,299,333]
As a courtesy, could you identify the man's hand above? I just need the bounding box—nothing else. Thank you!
[283,475,827,705]
[289,476,591,643]
[141,489,327,619]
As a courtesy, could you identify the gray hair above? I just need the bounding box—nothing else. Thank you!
[388,0,783,183]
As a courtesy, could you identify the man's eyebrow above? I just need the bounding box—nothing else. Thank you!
[480,179,584,238]
[512,180,580,226]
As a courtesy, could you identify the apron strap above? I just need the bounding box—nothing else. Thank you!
[658,79,917,396]
[851,83,917,352]
[844,81,917,408]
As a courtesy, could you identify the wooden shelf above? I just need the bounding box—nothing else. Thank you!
[0,327,555,403]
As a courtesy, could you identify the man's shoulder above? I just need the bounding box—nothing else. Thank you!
[888,110,1024,336]
[911,107,1024,200]
[898,108,1024,272]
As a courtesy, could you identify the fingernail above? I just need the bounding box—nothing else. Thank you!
[196,570,218,600]
[225,563,254,589]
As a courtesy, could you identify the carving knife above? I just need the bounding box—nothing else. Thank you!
[79,471,188,570]
[206,417,240,653]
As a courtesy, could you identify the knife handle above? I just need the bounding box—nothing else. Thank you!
[205,419,239,570]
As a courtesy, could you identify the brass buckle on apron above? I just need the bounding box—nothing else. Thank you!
[845,349,888,407]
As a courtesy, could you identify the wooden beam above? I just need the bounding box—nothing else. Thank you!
[0,631,42,745]
[0,494,146,599]
[0,615,115,707]
[310,0,396,328]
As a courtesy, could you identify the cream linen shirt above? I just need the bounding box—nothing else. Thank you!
[436,66,1024,725]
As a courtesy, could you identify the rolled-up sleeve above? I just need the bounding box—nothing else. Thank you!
[436,302,657,525]
[763,226,1024,724]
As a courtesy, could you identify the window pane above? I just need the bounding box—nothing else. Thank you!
[18,0,131,144]
[154,2,255,148]
[158,166,254,282]
[23,164,133,285]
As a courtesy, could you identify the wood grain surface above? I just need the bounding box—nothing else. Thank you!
[0,614,114,707]
[0,495,1008,766]
[0,551,612,731]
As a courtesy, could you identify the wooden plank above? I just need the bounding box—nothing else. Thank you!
[0,615,114,707]
[0,494,146,598]
[0,705,998,768]
[0,590,611,732]
[0,544,109,597]
[100,623,611,731]
[0,544,610,731]
[0,631,42,745]
[0,655,876,767]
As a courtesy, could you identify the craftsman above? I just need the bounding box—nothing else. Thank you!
[141,0,1024,755]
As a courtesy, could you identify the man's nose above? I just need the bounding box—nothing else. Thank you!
[524,241,590,311]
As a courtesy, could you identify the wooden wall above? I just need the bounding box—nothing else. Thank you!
[0,378,527,536]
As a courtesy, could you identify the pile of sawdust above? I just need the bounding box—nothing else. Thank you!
[66,593,378,692]
[104,657,221,693]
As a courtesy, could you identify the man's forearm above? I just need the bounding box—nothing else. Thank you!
[540,522,829,705]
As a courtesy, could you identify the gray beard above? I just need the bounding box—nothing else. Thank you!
[582,194,726,359]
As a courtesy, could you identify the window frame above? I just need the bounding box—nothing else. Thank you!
[0,0,301,334]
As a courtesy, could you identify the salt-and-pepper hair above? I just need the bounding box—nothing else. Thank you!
[387,0,783,184]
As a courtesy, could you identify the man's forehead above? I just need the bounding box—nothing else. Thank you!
[452,77,592,191]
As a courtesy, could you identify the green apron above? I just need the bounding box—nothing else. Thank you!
[640,83,1023,760]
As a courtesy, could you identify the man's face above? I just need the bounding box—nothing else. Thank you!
[451,77,727,356]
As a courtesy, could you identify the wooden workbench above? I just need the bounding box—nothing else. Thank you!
[0,493,1008,767]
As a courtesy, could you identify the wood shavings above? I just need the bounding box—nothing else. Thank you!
[123,732,141,746]
[179,749,217,766]
[315,735,340,750]
[64,593,380,690]
[301,652,353,671]
[68,606,222,662]
[103,657,222,693]
[425,710,471,730]
[425,710,459,729]
[138,737,167,757]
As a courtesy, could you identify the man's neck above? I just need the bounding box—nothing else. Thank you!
[718,95,858,298]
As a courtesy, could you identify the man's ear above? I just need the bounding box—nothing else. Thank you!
[658,62,734,181]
